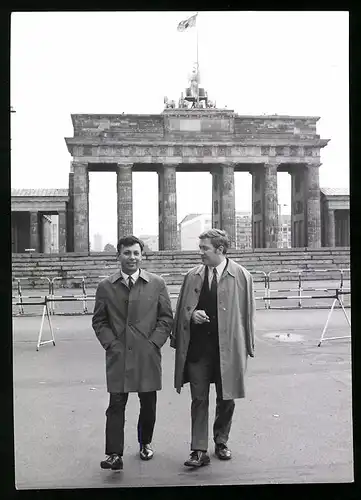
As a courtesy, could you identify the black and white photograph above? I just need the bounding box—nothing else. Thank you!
[10,10,352,489]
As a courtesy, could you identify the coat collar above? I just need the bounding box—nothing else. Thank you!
[194,257,236,278]
[109,268,150,284]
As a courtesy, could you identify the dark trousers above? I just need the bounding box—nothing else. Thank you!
[187,350,235,452]
[105,391,157,456]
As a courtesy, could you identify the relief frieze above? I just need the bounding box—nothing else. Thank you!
[84,143,309,160]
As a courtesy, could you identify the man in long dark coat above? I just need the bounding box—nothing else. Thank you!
[93,235,173,471]
[171,229,255,467]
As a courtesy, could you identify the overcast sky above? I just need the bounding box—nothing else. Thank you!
[10,11,349,246]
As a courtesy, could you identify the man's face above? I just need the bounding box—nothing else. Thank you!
[199,238,223,267]
[117,243,142,275]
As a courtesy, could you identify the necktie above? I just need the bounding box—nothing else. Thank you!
[210,268,218,297]
[128,276,133,290]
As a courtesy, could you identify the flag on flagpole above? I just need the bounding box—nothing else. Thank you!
[177,13,197,31]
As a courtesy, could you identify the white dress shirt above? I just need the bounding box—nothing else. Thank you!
[121,268,140,288]
[207,258,227,288]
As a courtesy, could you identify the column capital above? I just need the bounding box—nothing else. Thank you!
[263,161,279,168]
[117,162,133,168]
[157,163,177,171]
[71,160,88,168]
[305,161,322,168]
[220,161,235,168]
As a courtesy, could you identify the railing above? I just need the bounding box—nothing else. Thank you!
[266,268,350,309]
[12,276,52,315]
[12,288,351,351]
[12,268,351,316]
[50,276,88,314]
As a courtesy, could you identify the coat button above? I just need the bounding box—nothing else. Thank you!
[125,300,128,304]
[186,306,191,311]
[128,322,132,327]
[128,347,132,351]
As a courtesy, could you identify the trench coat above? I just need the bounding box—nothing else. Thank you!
[92,269,173,393]
[171,258,255,400]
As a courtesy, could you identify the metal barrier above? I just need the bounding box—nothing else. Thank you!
[317,289,351,346]
[12,277,52,315]
[12,297,55,351]
[12,268,351,318]
[13,285,351,350]
[250,271,269,309]
[268,270,303,309]
[267,268,351,310]
[50,276,88,314]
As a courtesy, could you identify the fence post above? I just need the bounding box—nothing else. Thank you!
[298,271,303,309]
[82,276,88,313]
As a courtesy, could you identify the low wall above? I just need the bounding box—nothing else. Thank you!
[12,248,350,289]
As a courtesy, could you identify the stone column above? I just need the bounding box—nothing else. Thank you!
[264,163,279,248]
[73,162,89,252]
[117,164,133,240]
[211,166,222,229]
[251,166,264,248]
[306,163,321,248]
[58,211,67,253]
[158,164,177,250]
[327,209,336,247]
[67,167,74,252]
[29,211,40,252]
[220,164,236,247]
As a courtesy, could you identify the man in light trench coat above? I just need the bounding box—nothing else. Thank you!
[171,229,255,467]
[92,235,173,471]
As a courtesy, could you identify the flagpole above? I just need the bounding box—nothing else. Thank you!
[196,15,199,69]
[196,12,199,106]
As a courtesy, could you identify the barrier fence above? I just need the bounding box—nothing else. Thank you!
[12,268,350,316]
[12,268,351,351]
[12,288,351,351]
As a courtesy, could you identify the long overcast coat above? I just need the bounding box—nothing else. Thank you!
[92,269,173,394]
[171,259,255,400]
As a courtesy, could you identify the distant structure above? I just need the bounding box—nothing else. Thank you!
[179,213,212,250]
[93,233,103,252]
[235,212,252,250]
[278,214,292,248]
[139,234,159,251]
[179,211,254,251]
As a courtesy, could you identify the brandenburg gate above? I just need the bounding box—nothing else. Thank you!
[65,104,329,252]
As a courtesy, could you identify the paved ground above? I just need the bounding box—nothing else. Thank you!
[13,308,353,488]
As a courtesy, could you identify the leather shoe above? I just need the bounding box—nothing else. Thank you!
[215,443,232,460]
[184,450,210,467]
[100,454,123,470]
[140,443,154,460]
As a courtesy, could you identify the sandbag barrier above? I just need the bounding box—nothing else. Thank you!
[12,268,350,316]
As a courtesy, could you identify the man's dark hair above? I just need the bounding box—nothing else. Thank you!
[199,229,229,254]
[117,235,144,254]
